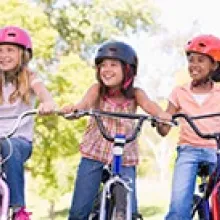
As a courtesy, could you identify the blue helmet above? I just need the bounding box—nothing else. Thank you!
[95,41,138,72]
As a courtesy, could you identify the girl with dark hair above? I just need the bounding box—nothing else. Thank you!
[62,40,171,220]
[157,34,220,220]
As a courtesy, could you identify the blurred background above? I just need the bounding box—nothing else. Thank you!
[1,0,220,219]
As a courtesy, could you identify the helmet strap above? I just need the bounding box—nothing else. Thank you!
[123,77,133,89]
[123,64,134,90]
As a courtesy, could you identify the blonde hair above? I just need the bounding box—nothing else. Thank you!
[0,47,31,105]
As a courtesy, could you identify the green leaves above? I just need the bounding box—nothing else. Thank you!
[1,0,157,210]
[43,0,155,53]
[0,0,58,60]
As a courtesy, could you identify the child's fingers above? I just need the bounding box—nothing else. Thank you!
[61,105,74,113]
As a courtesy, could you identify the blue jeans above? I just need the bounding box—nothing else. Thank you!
[68,157,137,220]
[1,137,32,207]
[165,145,217,220]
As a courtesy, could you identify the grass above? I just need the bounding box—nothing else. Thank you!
[26,175,171,219]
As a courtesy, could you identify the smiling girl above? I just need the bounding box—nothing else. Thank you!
[0,26,56,220]
[62,40,171,220]
[156,34,220,220]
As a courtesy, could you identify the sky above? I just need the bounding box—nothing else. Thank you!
[156,0,220,36]
[130,0,220,99]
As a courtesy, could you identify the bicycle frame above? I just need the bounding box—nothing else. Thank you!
[64,109,168,220]
[172,113,220,220]
[99,134,132,220]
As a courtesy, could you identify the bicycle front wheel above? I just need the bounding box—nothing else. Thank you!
[105,182,127,220]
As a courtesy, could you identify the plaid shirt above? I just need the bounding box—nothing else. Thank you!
[80,97,139,166]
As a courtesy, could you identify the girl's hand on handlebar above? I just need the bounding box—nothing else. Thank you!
[38,101,57,115]
[157,111,172,122]
[154,112,173,136]
[156,121,172,136]
[60,104,80,119]
[60,104,76,114]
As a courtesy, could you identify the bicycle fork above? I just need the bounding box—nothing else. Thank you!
[99,176,132,220]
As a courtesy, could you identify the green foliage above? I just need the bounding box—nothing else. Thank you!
[28,114,86,201]
[42,0,155,52]
[140,206,164,218]
[1,0,159,211]
[0,0,58,60]
[49,52,96,105]
[28,50,95,202]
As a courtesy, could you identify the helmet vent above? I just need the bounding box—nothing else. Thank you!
[198,42,206,47]
[8,33,16,37]
[109,47,117,52]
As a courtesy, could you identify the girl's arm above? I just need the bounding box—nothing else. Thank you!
[61,83,100,113]
[30,72,56,114]
[134,88,171,121]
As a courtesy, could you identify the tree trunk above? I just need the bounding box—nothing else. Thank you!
[48,202,55,220]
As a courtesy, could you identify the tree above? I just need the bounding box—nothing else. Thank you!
[39,0,156,54]
[0,0,57,60]
[0,0,170,218]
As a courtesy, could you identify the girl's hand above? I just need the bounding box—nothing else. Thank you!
[156,121,171,136]
[155,112,172,136]
[38,101,57,115]
[60,105,76,114]
[157,111,172,122]
[60,105,81,120]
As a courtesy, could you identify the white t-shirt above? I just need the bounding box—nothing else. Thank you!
[192,93,209,106]
[0,83,36,141]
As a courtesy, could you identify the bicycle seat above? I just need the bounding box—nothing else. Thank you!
[197,162,210,178]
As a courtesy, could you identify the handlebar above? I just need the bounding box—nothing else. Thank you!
[63,109,172,143]
[0,109,38,139]
[0,109,65,165]
[172,112,220,141]
[0,109,64,139]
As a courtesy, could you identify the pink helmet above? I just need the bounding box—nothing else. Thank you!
[0,26,33,58]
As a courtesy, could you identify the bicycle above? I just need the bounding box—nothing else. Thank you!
[172,112,220,220]
[64,109,170,220]
[0,109,39,220]
[0,109,64,220]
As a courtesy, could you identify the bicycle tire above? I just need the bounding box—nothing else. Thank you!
[89,183,129,220]
[104,184,115,220]
[105,182,127,220]
[192,194,211,220]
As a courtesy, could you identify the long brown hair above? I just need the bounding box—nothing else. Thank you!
[0,47,31,104]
